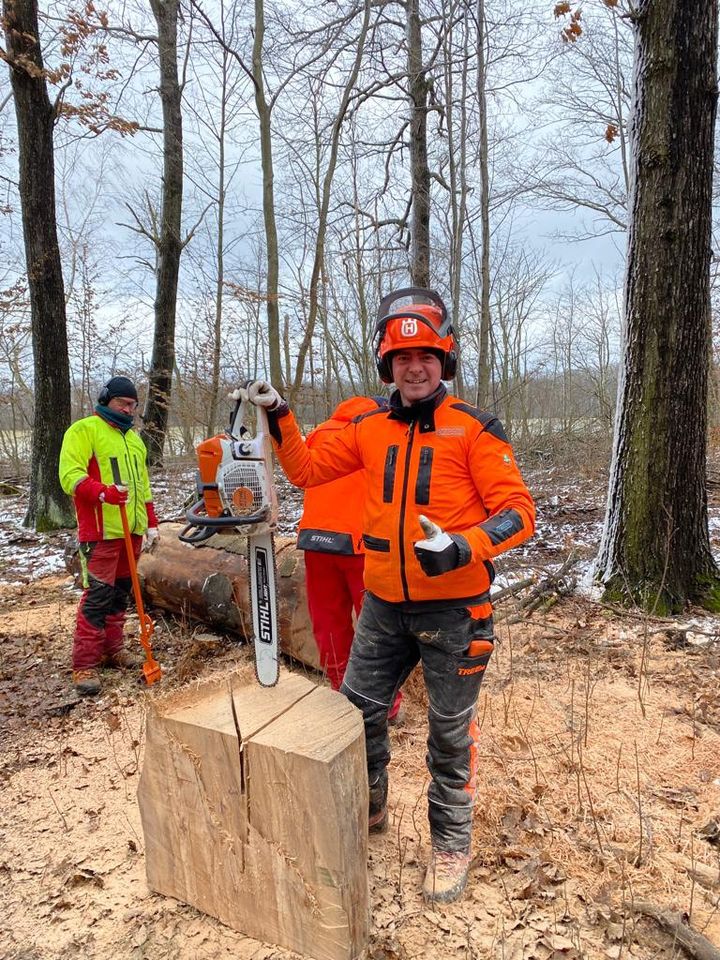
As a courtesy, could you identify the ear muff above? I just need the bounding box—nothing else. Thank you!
[441,347,458,380]
[98,385,110,406]
[374,318,394,383]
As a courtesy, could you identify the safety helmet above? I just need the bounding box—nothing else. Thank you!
[374,287,458,383]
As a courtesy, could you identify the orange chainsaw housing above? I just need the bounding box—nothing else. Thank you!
[196,435,225,517]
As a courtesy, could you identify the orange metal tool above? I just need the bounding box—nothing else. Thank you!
[110,458,162,686]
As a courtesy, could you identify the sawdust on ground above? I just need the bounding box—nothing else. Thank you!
[1,574,720,960]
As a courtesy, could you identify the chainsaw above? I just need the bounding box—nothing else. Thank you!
[179,391,280,687]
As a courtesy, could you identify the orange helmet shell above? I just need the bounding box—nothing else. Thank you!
[377,303,456,362]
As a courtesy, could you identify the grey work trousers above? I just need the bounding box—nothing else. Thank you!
[340,592,494,852]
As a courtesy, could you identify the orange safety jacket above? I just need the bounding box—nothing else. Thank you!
[297,397,386,555]
[272,386,535,607]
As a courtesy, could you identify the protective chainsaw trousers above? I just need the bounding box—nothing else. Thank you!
[340,592,493,853]
[73,536,142,670]
[305,551,403,719]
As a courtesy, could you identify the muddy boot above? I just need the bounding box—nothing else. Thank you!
[368,773,388,834]
[105,648,143,670]
[73,668,102,697]
[422,849,471,903]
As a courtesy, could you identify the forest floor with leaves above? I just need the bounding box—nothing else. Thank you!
[2,446,720,960]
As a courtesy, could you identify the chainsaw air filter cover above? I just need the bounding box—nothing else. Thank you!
[218,459,270,518]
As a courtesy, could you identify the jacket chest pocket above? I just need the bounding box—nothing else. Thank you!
[415,446,434,505]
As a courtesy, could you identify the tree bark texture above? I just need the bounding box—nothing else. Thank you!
[138,526,321,670]
[3,0,74,530]
[407,0,431,288]
[252,0,283,390]
[597,0,720,611]
[142,0,183,466]
[475,0,492,409]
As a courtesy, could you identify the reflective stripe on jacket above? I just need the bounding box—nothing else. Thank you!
[297,396,385,555]
[59,414,152,540]
[274,387,535,606]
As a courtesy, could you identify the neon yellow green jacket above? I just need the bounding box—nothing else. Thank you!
[59,414,152,540]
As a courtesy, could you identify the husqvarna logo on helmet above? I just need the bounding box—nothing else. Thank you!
[401,318,417,337]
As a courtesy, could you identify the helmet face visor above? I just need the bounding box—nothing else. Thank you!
[376,287,452,337]
[384,290,440,315]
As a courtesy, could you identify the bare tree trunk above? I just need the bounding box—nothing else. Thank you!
[443,0,468,398]
[597,0,720,612]
[207,44,229,435]
[475,0,491,408]
[611,7,630,198]
[252,0,282,389]
[142,0,184,467]
[407,0,430,288]
[289,1,372,401]
[3,0,74,530]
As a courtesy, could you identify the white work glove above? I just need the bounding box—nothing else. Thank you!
[413,515,465,577]
[144,527,160,551]
[248,380,282,409]
[233,380,282,410]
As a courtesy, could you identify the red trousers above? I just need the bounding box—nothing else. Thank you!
[304,551,402,718]
[73,536,142,670]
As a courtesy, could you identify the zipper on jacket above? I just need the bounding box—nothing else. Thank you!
[415,446,434,505]
[398,421,416,602]
[383,445,399,502]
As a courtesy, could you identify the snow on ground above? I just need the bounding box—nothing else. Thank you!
[3,455,720,588]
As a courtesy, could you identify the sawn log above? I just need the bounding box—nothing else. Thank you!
[112,522,320,671]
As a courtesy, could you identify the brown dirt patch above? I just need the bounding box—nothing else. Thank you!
[2,574,720,959]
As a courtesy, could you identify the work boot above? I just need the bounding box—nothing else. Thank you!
[368,775,388,834]
[104,648,143,670]
[73,668,102,697]
[422,848,472,903]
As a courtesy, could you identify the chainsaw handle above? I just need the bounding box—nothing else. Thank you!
[228,390,252,440]
[228,386,273,442]
[184,498,270,528]
[178,523,217,545]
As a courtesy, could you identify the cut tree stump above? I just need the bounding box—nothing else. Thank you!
[138,667,369,960]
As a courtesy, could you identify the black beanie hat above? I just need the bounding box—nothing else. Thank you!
[99,376,138,404]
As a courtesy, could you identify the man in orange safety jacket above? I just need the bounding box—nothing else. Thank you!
[241,287,535,904]
[298,396,402,722]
